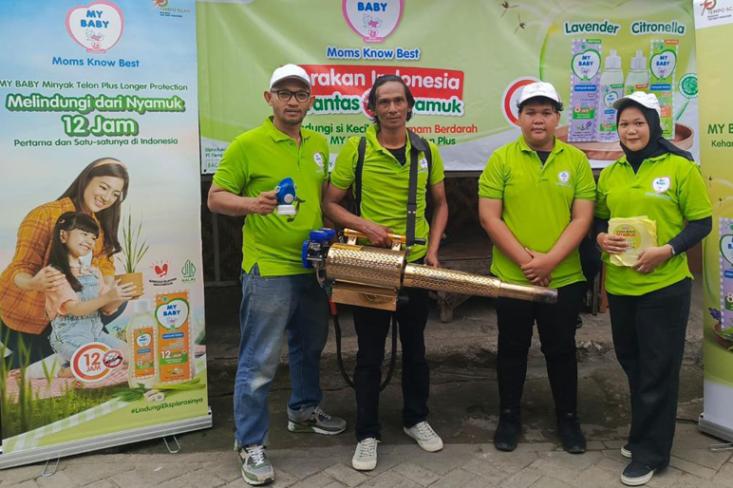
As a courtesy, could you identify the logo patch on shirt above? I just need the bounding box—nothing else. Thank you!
[313,152,325,171]
[652,176,671,193]
[419,157,428,172]
[558,171,570,184]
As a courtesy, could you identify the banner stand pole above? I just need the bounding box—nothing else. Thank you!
[0,411,212,470]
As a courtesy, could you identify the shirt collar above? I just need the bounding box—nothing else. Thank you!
[264,116,310,143]
[366,124,412,155]
[616,152,667,166]
[517,135,564,155]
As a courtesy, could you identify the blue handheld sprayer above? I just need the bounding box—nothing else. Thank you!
[275,177,298,217]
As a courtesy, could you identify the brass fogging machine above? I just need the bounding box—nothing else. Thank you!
[302,228,557,310]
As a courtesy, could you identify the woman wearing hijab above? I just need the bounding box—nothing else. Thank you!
[595,92,712,486]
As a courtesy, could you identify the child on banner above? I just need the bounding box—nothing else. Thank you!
[44,212,135,367]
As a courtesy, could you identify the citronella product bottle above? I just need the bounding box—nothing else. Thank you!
[624,49,649,95]
[597,49,624,143]
[155,290,194,384]
[649,39,678,139]
[126,299,158,389]
[568,38,602,142]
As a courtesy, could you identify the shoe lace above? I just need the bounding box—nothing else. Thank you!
[415,422,438,439]
[313,406,331,420]
[357,438,377,457]
[245,445,266,465]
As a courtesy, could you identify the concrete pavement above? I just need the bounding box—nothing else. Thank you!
[3,277,733,487]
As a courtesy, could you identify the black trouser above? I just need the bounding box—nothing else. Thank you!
[496,281,585,415]
[353,287,430,441]
[608,278,691,469]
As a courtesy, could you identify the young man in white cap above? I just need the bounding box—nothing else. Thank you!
[478,81,595,454]
[209,64,346,486]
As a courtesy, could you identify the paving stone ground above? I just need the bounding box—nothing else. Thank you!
[3,277,733,487]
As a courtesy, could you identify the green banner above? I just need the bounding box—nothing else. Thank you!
[0,1,210,468]
[198,0,698,173]
[695,0,733,440]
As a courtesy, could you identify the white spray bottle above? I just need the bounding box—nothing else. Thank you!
[126,299,158,389]
[597,49,624,143]
[624,49,649,95]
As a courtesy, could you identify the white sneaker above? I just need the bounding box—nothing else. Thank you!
[621,444,632,459]
[404,421,444,452]
[352,437,379,471]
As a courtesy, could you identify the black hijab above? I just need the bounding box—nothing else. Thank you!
[615,100,693,169]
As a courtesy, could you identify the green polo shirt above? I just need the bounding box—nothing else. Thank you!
[213,117,328,276]
[330,125,445,262]
[596,152,712,295]
[478,136,596,288]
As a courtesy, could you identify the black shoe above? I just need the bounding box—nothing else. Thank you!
[494,410,521,452]
[621,461,655,486]
[557,412,586,454]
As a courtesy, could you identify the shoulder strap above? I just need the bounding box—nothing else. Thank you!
[406,131,430,247]
[354,136,367,217]
[355,132,431,246]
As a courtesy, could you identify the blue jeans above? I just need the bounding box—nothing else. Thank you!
[233,265,329,447]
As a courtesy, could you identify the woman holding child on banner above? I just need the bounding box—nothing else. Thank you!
[0,157,130,369]
[595,92,712,486]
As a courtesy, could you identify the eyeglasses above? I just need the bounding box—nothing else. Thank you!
[272,89,311,102]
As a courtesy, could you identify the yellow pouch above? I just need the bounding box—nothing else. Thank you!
[607,216,657,267]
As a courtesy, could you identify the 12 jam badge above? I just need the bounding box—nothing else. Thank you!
[149,259,177,286]
[70,342,124,383]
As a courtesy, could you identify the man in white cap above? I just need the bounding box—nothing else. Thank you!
[208,64,346,486]
[478,81,595,453]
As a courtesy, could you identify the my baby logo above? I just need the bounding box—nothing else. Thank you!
[572,48,601,81]
[156,298,190,330]
[650,51,677,80]
[557,171,570,185]
[342,0,403,43]
[66,1,124,53]
[720,233,733,265]
[652,176,671,193]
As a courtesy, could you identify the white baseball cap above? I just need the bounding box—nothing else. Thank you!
[517,81,561,106]
[613,91,661,117]
[269,64,311,90]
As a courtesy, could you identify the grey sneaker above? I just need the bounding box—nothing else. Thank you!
[287,406,346,435]
[404,421,444,452]
[352,437,379,471]
[239,444,274,486]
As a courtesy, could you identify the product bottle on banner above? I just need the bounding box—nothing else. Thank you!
[568,39,602,143]
[156,290,195,384]
[127,299,158,389]
[624,49,649,95]
[597,49,624,143]
[649,39,678,139]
